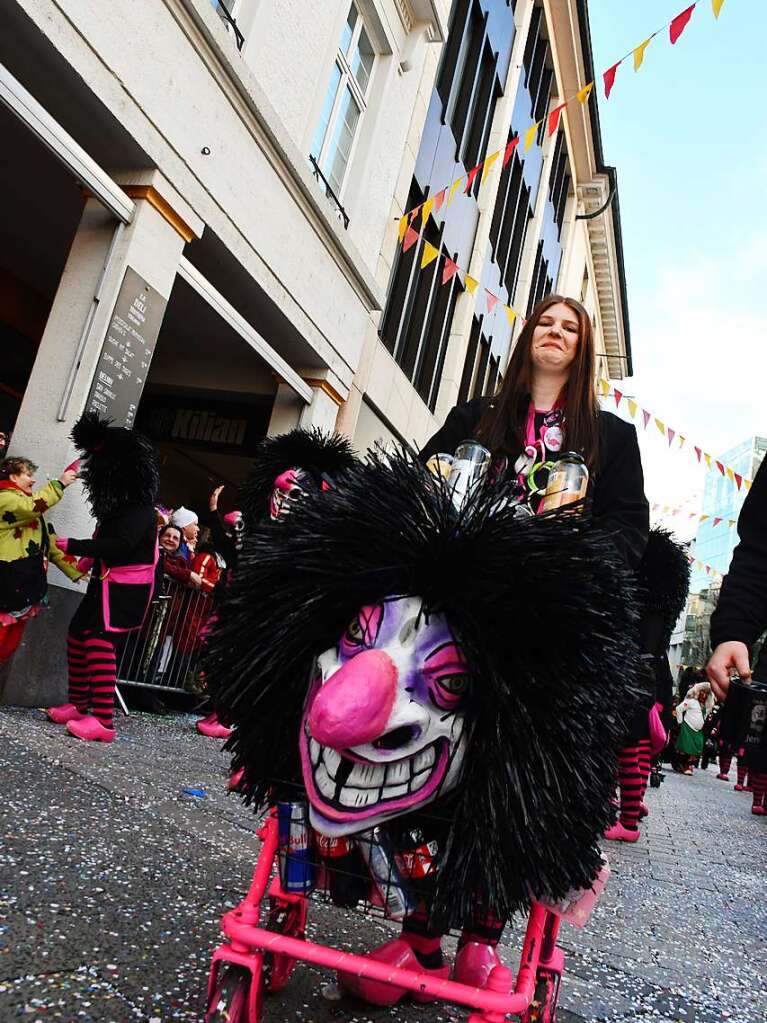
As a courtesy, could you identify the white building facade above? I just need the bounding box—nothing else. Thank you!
[0,0,631,704]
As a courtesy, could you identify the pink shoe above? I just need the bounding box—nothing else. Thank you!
[453,941,502,989]
[196,714,232,740]
[603,822,640,843]
[716,773,729,781]
[734,784,746,791]
[752,805,766,816]
[47,703,87,725]
[66,715,115,743]
[337,938,448,1006]
[638,802,649,819]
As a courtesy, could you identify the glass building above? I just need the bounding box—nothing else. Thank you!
[690,436,767,593]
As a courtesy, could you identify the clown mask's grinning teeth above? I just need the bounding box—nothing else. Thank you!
[308,735,439,811]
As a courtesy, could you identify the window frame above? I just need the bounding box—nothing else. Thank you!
[311,2,375,199]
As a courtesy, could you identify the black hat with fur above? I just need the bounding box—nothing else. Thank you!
[71,412,160,521]
[208,449,641,923]
[239,428,357,526]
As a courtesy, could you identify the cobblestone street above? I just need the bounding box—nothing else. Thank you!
[1,706,764,1023]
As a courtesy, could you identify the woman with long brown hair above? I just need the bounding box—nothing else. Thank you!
[421,294,648,569]
[417,294,650,987]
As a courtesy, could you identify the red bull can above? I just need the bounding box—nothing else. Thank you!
[277,801,316,894]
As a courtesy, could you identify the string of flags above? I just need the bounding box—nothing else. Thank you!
[651,503,737,531]
[398,0,726,262]
[598,378,753,492]
[686,554,723,580]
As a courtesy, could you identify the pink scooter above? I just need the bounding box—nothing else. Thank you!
[206,807,606,1022]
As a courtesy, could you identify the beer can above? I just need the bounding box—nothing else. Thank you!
[397,833,438,879]
[355,827,417,921]
[540,452,589,513]
[277,801,316,894]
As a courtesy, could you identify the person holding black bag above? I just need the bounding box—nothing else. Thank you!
[708,457,767,814]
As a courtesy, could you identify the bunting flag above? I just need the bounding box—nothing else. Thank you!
[464,275,479,294]
[442,258,459,285]
[670,4,696,43]
[603,61,621,99]
[481,150,500,183]
[421,241,439,269]
[503,136,520,166]
[395,0,727,235]
[398,214,408,242]
[633,37,653,70]
[403,225,419,252]
[548,102,568,137]
[505,306,517,326]
[652,503,737,530]
[600,378,754,490]
[486,290,499,313]
[524,121,541,152]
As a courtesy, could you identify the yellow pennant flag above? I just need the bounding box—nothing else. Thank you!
[524,121,541,152]
[421,198,435,225]
[654,417,666,437]
[679,435,686,448]
[575,82,594,104]
[420,241,439,269]
[447,177,464,206]
[745,478,752,491]
[726,467,736,483]
[464,275,479,294]
[505,305,517,326]
[704,453,712,470]
[728,519,737,527]
[633,38,652,71]
[398,215,408,242]
[700,514,710,523]
[598,378,610,397]
[481,150,500,184]
[712,0,725,17]
[627,399,638,419]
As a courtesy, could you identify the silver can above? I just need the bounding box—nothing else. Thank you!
[446,441,491,510]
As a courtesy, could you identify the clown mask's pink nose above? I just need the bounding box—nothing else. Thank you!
[308,650,397,749]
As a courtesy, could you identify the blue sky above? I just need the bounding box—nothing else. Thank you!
[587,0,767,534]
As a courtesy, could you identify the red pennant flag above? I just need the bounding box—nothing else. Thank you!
[486,291,498,314]
[713,517,722,527]
[503,136,520,166]
[442,258,459,285]
[464,165,481,192]
[715,460,725,475]
[694,446,702,462]
[734,472,743,489]
[642,410,651,429]
[403,225,419,252]
[667,428,676,446]
[669,4,696,44]
[433,188,447,213]
[613,389,623,407]
[705,565,710,574]
[603,61,621,99]
[547,102,568,137]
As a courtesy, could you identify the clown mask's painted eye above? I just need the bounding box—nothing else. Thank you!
[340,604,383,657]
[437,674,469,696]
[423,642,469,711]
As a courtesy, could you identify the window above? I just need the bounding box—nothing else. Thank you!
[380,189,462,411]
[310,4,375,199]
[527,239,552,315]
[489,143,532,298]
[547,131,571,238]
[457,318,501,404]
[209,0,244,50]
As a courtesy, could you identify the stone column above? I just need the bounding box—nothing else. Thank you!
[1,170,203,706]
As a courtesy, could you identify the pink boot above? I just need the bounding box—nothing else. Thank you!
[337,938,449,1006]
[453,941,502,989]
[716,773,729,781]
[66,715,115,743]
[638,802,649,819]
[47,703,87,725]
[196,713,232,740]
[752,805,766,816]
[603,822,640,843]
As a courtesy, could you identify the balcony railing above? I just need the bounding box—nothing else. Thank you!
[210,0,245,51]
[309,154,350,229]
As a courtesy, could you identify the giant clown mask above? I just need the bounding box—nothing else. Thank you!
[300,596,470,835]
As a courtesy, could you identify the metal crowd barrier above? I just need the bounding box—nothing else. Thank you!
[116,575,216,695]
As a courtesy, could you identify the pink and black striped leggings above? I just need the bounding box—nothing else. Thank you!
[67,629,118,729]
